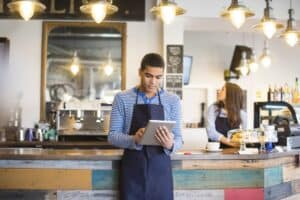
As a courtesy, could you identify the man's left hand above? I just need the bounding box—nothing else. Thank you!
[155,126,174,150]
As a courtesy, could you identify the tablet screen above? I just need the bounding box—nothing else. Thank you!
[140,120,176,146]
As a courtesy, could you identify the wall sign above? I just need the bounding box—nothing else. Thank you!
[0,0,145,21]
[166,45,183,99]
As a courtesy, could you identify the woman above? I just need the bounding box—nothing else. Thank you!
[206,82,247,148]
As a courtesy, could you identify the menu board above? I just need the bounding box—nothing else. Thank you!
[166,45,183,99]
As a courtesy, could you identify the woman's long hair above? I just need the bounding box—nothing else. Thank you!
[215,82,244,128]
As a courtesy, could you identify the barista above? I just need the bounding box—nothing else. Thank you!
[206,82,247,148]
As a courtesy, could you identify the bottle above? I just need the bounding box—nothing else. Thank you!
[293,78,299,104]
[283,83,290,103]
[280,87,283,101]
[273,85,278,101]
[297,79,300,104]
[267,85,272,102]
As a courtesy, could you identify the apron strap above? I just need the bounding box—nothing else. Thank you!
[135,88,162,105]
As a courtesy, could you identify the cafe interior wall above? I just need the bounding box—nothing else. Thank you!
[166,0,300,128]
[0,0,162,127]
[184,29,300,128]
[1,0,299,128]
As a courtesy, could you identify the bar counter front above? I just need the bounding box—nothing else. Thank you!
[0,148,300,200]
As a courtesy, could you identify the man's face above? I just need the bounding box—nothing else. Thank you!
[139,66,164,95]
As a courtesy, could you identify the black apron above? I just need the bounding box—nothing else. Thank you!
[120,89,173,200]
[215,112,239,148]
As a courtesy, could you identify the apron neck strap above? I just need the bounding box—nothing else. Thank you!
[135,88,162,105]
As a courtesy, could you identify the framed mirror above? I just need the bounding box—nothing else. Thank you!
[40,21,126,121]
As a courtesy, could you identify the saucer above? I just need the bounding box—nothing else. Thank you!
[205,148,222,152]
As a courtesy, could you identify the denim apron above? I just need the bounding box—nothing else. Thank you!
[215,112,239,148]
[120,89,173,200]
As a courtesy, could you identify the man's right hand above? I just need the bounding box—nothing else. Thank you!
[133,128,145,144]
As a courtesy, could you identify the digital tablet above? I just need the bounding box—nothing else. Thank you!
[140,120,176,146]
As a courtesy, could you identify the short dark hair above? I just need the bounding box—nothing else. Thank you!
[140,53,165,70]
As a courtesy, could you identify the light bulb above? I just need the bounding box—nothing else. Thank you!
[91,3,106,23]
[249,62,259,72]
[19,1,35,21]
[70,63,79,75]
[70,54,80,75]
[260,54,271,68]
[284,32,298,47]
[160,5,176,24]
[104,64,113,76]
[262,21,277,39]
[239,65,249,76]
[229,8,246,29]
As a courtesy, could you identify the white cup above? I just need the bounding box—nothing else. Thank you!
[207,142,220,151]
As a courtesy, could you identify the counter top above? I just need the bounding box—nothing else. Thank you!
[0,141,117,149]
[0,147,300,161]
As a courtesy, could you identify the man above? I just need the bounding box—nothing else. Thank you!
[108,53,182,200]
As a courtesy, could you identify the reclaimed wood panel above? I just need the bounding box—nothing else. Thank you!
[0,160,113,170]
[173,169,264,189]
[92,170,118,190]
[264,167,283,187]
[0,168,91,190]
[181,157,294,170]
[282,193,300,200]
[283,163,300,182]
[56,190,224,200]
[57,190,118,200]
[174,190,224,200]
[224,188,264,200]
[291,179,300,193]
[264,182,292,200]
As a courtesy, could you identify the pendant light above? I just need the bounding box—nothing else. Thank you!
[248,50,259,72]
[7,0,46,21]
[237,51,249,76]
[259,40,271,68]
[253,0,284,39]
[221,0,254,29]
[70,51,80,76]
[104,52,113,76]
[280,0,300,47]
[80,0,118,24]
[150,0,186,24]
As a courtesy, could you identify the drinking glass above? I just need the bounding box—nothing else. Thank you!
[259,131,266,153]
[239,132,246,151]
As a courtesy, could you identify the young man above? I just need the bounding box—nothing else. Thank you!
[108,53,182,200]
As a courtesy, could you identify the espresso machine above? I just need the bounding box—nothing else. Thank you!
[56,101,111,141]
[254,101,300,148]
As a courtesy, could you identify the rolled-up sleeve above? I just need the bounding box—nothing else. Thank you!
[108,94,141,149]
[240,110,248,129]
[163,96,183,155]
[206,104,223,141]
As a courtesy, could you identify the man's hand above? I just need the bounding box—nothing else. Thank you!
[155,126,174,150]
[133,128,145,144]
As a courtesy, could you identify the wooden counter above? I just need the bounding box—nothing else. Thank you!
[0,148,300,200]
[0,141,117,149]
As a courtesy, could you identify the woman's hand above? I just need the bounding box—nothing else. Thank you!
[133,128,145,144]
[155,126,174,150]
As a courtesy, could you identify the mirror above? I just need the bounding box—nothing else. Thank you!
[40,21,126,121]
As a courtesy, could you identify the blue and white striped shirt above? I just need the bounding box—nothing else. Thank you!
[108,87,182,155]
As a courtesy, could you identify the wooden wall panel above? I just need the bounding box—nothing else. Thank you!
[264,167,283,187]
[173,169,264,189]
[264,182,292,200]
[283,163,300,182]
[182,157,294,170]
[92,170,118,190]
[0,168,91,190]
[224,188,264,200]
